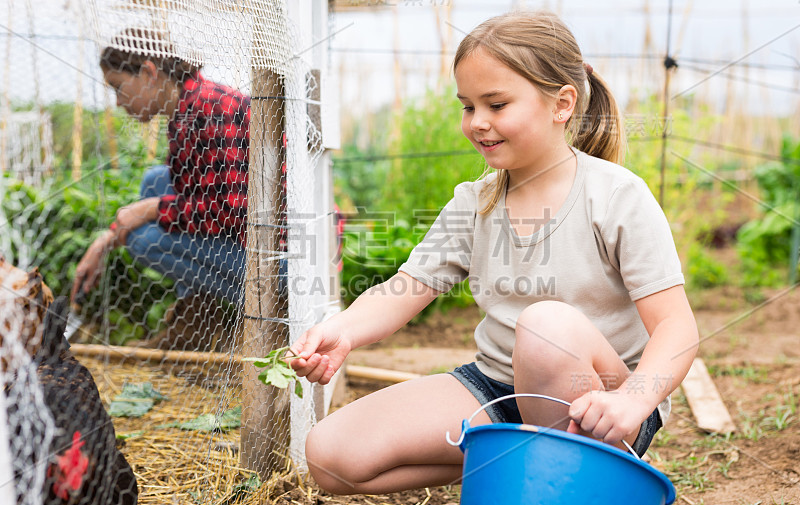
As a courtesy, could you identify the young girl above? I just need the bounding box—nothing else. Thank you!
[290,11,699,495]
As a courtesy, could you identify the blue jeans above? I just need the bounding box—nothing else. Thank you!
[125,166,256,305]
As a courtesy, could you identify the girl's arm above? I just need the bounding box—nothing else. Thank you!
[569,284,699,444]
[290,271,441,384]
[627,284,698,409]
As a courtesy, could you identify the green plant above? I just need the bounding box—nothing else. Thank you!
[244,346,303,398]
[707,364,770,384]
[664,453,714,492]
[762,406,794,431]
[335,83,484,318]
[738,409,765,441]
[716,457,735,479]
[624,95,725,265]
[736,135,800,286]
[1,103,174,343]
[781,385,797,415]
[382,83,485,226]
[686,242,729,288]
[334,107,393,211]
[691,432,733,449]
[651,429,675,447]
[339,217,474,320]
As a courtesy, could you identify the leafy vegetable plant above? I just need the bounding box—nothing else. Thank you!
[243,346,303,398]
[736,135,800,286]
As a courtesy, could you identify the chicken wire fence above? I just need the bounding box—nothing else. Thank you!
[1,0,340,503]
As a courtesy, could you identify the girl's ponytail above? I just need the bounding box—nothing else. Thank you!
[570,69,626,165]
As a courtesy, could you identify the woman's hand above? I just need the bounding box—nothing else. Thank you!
[71,231,116,303]
[114,197,160,246]
[567,389,654,446]
[70,197,160,303]
[288,321,352,385]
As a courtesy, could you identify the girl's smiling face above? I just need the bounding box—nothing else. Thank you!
[455,48,566,174]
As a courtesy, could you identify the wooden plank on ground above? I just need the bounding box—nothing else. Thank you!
[681,358,737,434]
[346,365,422,383]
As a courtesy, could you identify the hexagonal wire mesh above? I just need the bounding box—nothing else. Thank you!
[1,0,338,503]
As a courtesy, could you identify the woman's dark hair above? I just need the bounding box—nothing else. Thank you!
[99,27,201,83]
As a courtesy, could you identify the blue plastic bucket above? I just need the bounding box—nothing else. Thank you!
[447,394,676,505]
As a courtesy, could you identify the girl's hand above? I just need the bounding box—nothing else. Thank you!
[567,390,653,445]
[288,322,352,385]
[71,231,116,303]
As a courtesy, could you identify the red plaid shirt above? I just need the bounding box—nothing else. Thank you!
[157,74,251,245]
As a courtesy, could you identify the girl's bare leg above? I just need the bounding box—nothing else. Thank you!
[305,373,490,495]
[512,301,639,446]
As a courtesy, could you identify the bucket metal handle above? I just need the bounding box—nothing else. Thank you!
[445,393,640,460]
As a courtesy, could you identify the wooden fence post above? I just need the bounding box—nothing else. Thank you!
[240,61,290,477]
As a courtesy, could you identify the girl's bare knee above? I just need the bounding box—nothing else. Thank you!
[306,423,351,493]
[305,418,372,494]
[514,301,587,367]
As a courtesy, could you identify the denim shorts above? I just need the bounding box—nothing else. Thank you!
[449,362,661,457]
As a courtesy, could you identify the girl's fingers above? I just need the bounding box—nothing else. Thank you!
[568,393,590,423]
[288,334,307,358]
[591,416,613,441]
[319,365,336,386]
[292,353,322,377]
[569,392,604,433]
[566,420,581,434]
[304,355,330,384]
[296,329,324,359]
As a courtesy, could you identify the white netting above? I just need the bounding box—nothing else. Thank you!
[0,264,55,505]
[0,111,53,187]
[0,338,55,505]
[1,0,338,502]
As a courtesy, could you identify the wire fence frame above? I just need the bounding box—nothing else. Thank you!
[1,0,340,501]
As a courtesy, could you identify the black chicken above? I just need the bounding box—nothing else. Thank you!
[33,296,139,505]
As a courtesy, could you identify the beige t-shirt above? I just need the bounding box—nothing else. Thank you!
[399,148,683,422]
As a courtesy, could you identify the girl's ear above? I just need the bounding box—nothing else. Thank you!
[554,84,578,123]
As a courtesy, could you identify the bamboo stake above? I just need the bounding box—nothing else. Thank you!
[104,87,119,171]
[740,0,753,172]
[658,0,675,206]
[392,3,402,114]
[71,18,84,182]
[70,343,420,384]
[346,365,421,383]
[24,0,47,180]
[146,116,160,162]
[70,343,233,366]
[0,0,13,176]
[432,4,449,87]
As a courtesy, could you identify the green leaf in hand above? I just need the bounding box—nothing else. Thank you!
[244,346,303,398]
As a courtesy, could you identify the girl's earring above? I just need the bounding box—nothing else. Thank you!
[557,112,564,121]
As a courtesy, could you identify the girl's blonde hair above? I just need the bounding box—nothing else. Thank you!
[454,12,626,214]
